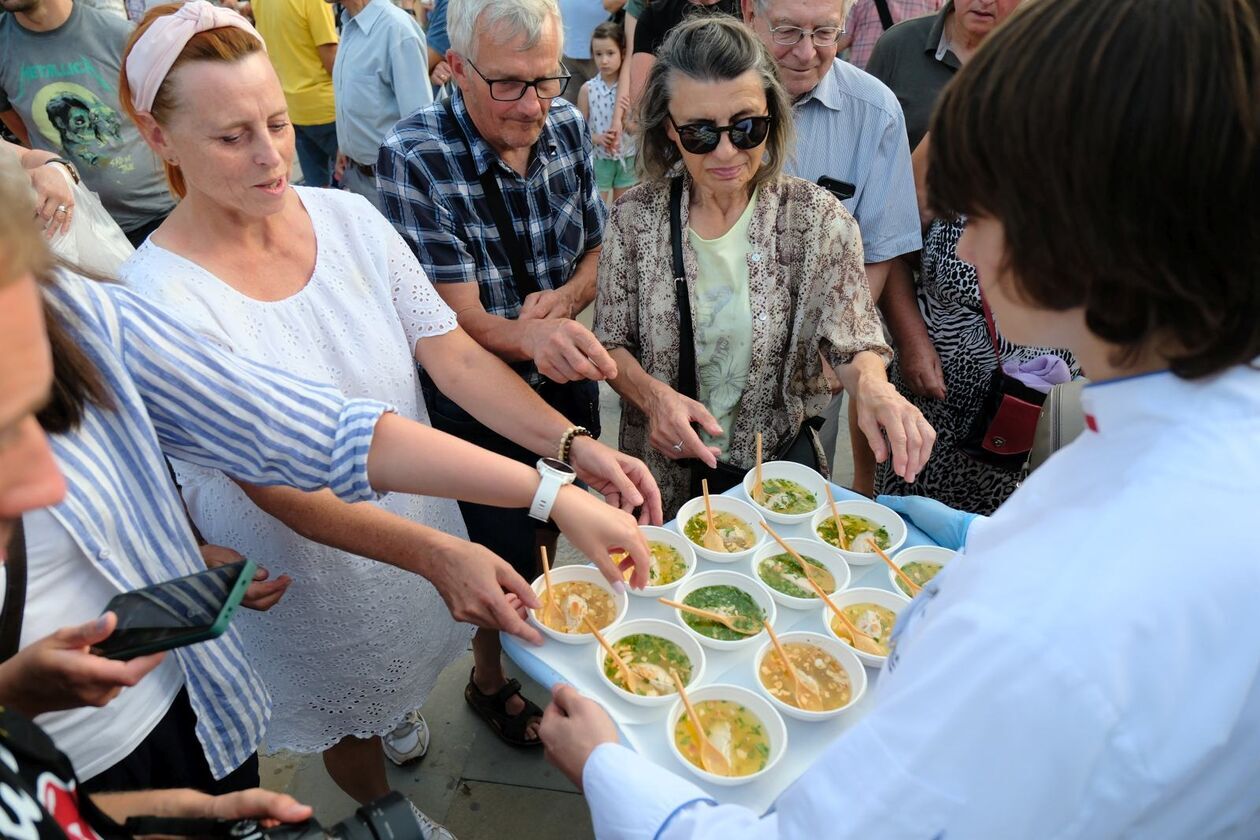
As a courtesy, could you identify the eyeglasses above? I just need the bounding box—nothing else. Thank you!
[668,115,773,155]
[769,24,845,47]
[465,59,571,101]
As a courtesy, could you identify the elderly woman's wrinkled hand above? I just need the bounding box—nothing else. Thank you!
[522,318,619,382]
[854,378,936,484]
[645,382,723,468]
[568,435,665,525]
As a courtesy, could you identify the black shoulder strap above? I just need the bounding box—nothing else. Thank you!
[670,176,698,400]
[443,98,541,299]
[1,518,27,663]
[873,0,895,30]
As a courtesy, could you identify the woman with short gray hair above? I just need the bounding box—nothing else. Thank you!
[595,16,934,515]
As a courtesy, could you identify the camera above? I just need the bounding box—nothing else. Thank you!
[124,791,430,840]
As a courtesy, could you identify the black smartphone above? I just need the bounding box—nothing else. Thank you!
[817,176,857,201]
[91,558,256,661]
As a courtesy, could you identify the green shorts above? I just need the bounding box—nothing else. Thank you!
[594,156,638,191]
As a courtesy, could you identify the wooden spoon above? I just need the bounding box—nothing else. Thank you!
[763,619,820,712]
[798,574,884,656]
[539,545,560,626]
[658,597,762,636]
[700,478,726,553]
[751,431,765,503]
[872,543,921,596]
[670,669,731,777]
[584,616,644,695]
[823,483,849,550]
[759,521,828,595]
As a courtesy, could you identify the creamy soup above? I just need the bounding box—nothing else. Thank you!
[756,478,818,515]
[602,633,692,697]
[681,585,765,641]
[829,602,897,656]
[759,642,851,711]
[673,699,770,777]
[536,581,617,634]
[894,560,943,596]
[684,511,756,553]
[816,513,891,552]
[756,552,837,599]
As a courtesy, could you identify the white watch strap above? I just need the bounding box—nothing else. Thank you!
[529,472,563,522]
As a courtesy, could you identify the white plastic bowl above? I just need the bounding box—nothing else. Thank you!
[753,631,867,722]
[749,537,851,611]
[622,525,698,598]
[888,544,955,598]
[741,460,827,525]
[820,586,911,667]
[528,564,628,645]
[675,494,766,564]
[809,499,908,566]
[592,619,707,708]
[665,683,788,786]
[671,570,777,651]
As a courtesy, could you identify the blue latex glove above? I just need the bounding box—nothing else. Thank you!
[877,494,981,550]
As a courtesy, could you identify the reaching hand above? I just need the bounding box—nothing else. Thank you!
[426,538,544,644]
[898,336,947,401]
[519,288,577,321]
[551,485,652,589]
[644,382,723,468]
[568,436,664,525]
[522,318,619,383]
[540,684,619,790]
[30,164,74,239]
[200,544,290,611]
[0,614,166,717]
[853,377,936,484]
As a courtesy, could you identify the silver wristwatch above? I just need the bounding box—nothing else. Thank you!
[529,457,577,522]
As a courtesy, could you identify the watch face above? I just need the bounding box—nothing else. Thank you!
[539,456,576,476]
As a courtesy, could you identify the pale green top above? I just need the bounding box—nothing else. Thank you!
[687,189,758,457]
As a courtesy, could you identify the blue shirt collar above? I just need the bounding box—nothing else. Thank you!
[795,59,845,112]
[343,0,387,35]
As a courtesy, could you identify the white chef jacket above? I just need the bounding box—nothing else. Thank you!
[583,366,1260,839]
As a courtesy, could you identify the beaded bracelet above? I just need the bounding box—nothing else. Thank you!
[558,425,592,463]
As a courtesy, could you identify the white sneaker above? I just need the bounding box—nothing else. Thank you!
[382,709,430,766]
[409,801,456,840]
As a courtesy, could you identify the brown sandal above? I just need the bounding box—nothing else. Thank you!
[463,668,544,749]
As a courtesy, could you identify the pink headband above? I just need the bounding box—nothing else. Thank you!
[126,0,265,113]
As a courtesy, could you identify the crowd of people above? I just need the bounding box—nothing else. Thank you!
[1,0,1259,838]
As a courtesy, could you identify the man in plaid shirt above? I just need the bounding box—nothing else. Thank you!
[840,0,942,69]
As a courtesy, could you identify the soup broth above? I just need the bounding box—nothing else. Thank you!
[537,581,617,634]
[603,634,692,697]
[684,511,756,553]
[681,585,765,641]
[757,478,818,515]
[756,552,837,599]
[758,642,851,711]
[829,602,897,655]
[673,699,770,777]
[894,560,943,596]
[620,541,689,586]
[816,513,891,552]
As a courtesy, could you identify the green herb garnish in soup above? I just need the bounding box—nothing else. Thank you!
[681,585,764,640]
[673,699,770,776]
[756,553,836,599]
[615,541,688,586]
[683,511,756,553]
[829,602,896,655]
[816,514,891,552]
[602,634,691,697]
[757,478,818,514]
[894,561,943,596]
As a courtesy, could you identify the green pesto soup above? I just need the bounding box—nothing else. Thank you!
[681,585,765,641]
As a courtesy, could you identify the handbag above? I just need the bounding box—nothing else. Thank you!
[958,295,1048,471]
[1026,378,1088,473]
[668,177,828,497]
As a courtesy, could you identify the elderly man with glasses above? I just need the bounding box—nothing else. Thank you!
[376,0,647,750]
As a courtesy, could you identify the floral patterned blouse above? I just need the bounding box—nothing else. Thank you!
[595,175,892,515]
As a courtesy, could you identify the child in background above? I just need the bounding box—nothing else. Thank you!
[578,21,637,204]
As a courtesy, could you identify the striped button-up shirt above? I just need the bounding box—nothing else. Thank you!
[784,58,922,264]
[43,274,389,779]
[376,92,603,383]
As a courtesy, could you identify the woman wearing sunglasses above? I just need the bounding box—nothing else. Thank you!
[594,15,933,516]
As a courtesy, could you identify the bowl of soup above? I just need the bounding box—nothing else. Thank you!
[820,586,911,667]
[592,618,707,708]
[675,494,765,564]
[741,460,827,525]
[754,631,867,722]
[665,683,787,786]
[810,499,907,566]
[529,564,628,645]
[671,570,777,651]
[750,537,851,611]
[887,545,954,597]
[614,526,697,597]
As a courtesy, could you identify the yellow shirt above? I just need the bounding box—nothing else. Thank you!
[252,0,339,126]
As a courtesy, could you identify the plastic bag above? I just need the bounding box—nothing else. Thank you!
[48,179,135,275]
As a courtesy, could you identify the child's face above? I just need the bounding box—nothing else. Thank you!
[592,38,622,77]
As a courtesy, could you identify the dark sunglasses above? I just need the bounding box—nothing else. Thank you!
[668,115,773,154]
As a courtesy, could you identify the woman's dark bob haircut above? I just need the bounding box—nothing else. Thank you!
[929,0,1260,379]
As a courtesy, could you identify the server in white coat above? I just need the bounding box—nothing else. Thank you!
[538,0,1260,836]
